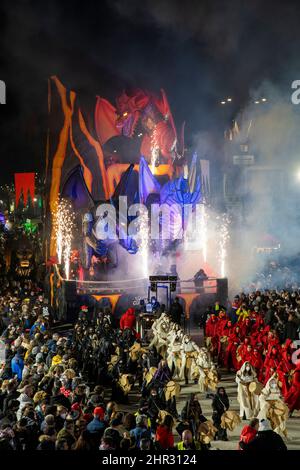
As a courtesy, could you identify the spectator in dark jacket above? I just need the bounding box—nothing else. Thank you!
[211,387,229,441]
[284,313,299,341]
[169,298,183,325]
[2,380,19,415]
[103,418,122,449]
[11,350,24,381]
[130,415,151,448]
[86,407,105,437]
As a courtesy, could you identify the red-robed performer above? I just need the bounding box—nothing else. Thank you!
[250,348,263,374]
[205,313,219,358]
[252,317,265,334]
[119,307,140,338]
[224,325,241,371]
[262,345,282,385]
[239,343,258,367]
[285,362,300,417]
[277,350,295,398]
[263,330,280,351]
[239,318,253,338]
[216,311,229,365]
[217,319,232,366]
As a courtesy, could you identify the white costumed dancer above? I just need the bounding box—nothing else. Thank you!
[235,361,260,419]
[149,313,171,355]
[258,373,288,437]
[166,325,184,379]
[179,335,200,384]
[195,347,218,392]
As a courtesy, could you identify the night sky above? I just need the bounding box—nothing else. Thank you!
[1,0,300,185]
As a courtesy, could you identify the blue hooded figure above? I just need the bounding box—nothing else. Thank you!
[11,349,24,381]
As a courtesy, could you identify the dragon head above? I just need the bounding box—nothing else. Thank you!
[115,89,150,137]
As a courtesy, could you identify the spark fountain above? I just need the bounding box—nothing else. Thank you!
[218,213,230,278]
[53,198,75,279]
[139,210,149,278]
[200,203,208,263]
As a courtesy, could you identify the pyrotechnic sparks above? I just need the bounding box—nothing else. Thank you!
[150,126,159,173]
[53,198,75,279]
[217,213,230,278]
[200,203,208,262]
[138,210,149,278]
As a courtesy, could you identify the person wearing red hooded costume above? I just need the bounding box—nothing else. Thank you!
[224,325,241,371]
[239,318,253,338]
[217,319,232,366]
[205,313,219,358]
[285,361,300,417]
[277,350,295,398]
[119,307,140,338]
[252,317,265,334]
[240,343,258,368]
[216,310,229,365]
[262,330,280,352]
[252,323,266,348]
[216,310,228,335]
[237,338,252,363]
[251,348,263,374]
[263,344,282,383]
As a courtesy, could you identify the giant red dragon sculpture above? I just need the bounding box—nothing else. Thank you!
[95,88,185,166]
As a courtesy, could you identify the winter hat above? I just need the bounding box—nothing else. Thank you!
[259,419,271,432]
[71,403,82,415]
[93,407,105,419]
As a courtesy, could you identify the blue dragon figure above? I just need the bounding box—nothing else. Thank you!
[61,153,202,270]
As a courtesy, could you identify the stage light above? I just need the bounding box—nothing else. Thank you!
[227,97,232,102]
[261,98,267,102]
[123,112,128,117]
[255,100,260,104]
[113,149,117,153]
[221,101,226,105]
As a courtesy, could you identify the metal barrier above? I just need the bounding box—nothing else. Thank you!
[73,277,218,295]
[75,277,149,295]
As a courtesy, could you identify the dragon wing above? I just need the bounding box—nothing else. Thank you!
[139,156,161,204]
[61,165,95,210]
